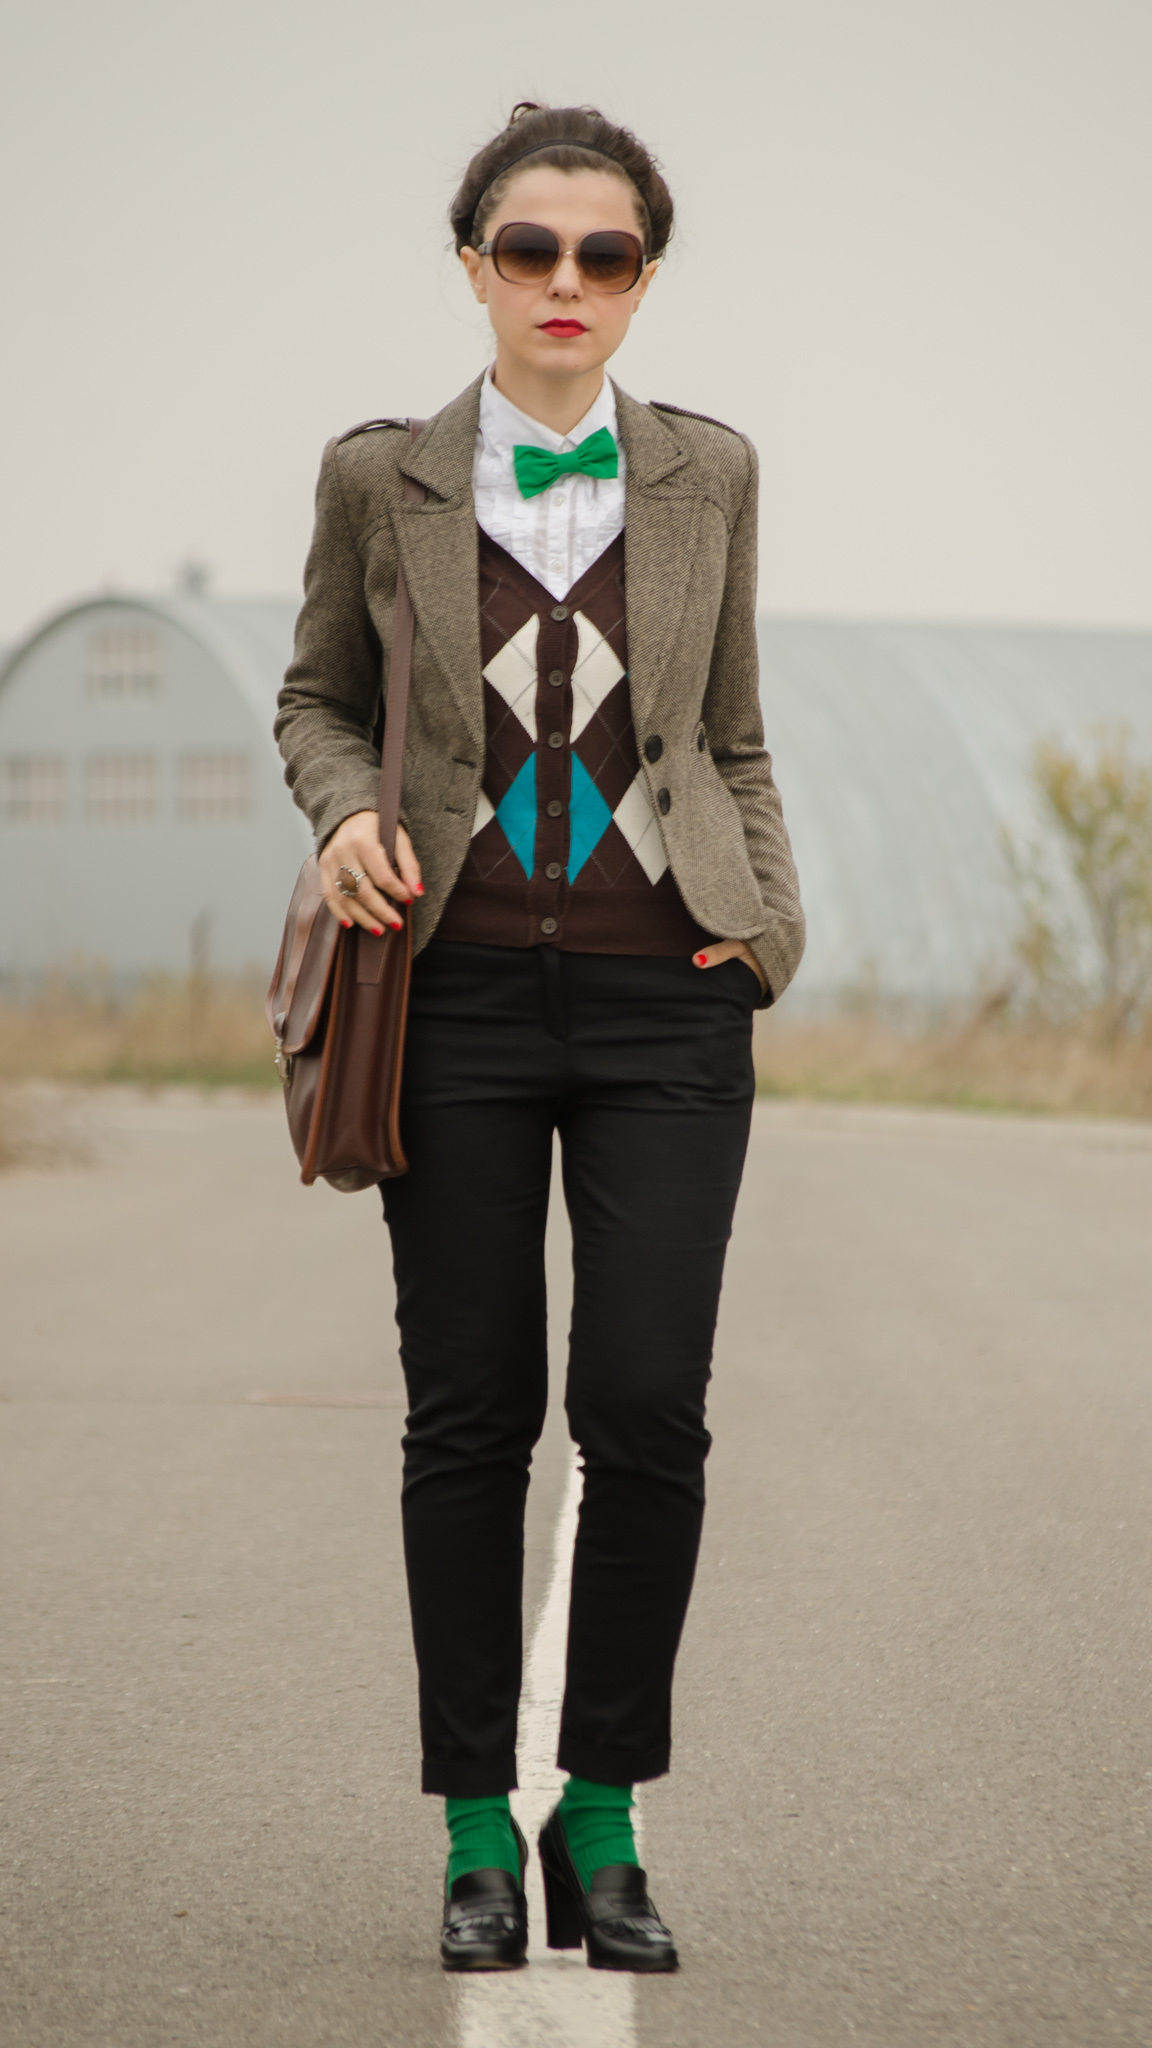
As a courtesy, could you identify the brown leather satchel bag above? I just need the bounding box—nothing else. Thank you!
[265,420,426,1191]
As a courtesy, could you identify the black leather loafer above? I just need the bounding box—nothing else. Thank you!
[440,1819,529,1971]
[538,1809,678,1972]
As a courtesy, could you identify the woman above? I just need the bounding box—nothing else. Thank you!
[276,102,804,1974]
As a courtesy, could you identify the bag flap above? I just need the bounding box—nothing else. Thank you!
[265,854,340,1053]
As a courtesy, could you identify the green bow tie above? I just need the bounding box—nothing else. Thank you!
[512,427,618,500]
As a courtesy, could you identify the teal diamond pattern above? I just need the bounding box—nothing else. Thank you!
[494,755,537,878]
[567,756,614,883]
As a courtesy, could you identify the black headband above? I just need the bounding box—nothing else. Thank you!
[471,139,631,240]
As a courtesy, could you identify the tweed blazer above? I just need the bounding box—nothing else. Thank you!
[275,373,805,1001]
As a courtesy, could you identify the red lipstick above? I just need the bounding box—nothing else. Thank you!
[539,319,587,337]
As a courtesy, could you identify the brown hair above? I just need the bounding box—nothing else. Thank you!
[450,102,674,260]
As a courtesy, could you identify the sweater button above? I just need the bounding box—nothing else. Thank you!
[657,787,671,815]
[644,734,663,763]
[548,731,565,749]
[551,604,569,622]
[540,916,559,935]
[545,861,562,880]
[546,799,563,818]
[697,728,706,751]
[549,669,565,686]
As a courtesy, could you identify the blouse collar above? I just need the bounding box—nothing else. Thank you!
[477,367,621,463]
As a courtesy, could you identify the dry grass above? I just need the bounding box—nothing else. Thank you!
[0,974,276,1091]
[754,1007,1152,1118]
[2,976,1152,1132]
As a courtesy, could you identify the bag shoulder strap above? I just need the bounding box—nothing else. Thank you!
[377,418,428,861]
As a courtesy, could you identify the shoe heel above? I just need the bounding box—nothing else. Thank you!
[541,1863,583,1950]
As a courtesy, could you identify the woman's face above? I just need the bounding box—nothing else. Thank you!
[460,166,657,383]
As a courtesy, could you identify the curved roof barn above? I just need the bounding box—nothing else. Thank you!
[0,593,309,980]
[2,594,1149,1002]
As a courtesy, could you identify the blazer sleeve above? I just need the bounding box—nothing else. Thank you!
[274,439,388,851]
[702,439,806,1002]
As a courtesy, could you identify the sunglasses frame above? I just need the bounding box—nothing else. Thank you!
[475,220,647,295]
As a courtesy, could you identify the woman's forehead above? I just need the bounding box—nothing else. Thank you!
[485,164,640,235]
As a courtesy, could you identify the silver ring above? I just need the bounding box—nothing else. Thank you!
[336,866,367,898]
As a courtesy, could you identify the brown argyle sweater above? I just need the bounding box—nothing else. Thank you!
[436,531,714,954]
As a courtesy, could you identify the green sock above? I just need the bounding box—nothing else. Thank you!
[444,1795,521,1887]
[556,1776,638,1891]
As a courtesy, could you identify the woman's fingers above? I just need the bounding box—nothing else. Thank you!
[692,938,768,995]
[319,811,418,931]
[393,825,425,897]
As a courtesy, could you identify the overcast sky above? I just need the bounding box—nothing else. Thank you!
[2,0,1149,643]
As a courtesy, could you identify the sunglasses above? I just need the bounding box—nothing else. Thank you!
[475,220,647,295]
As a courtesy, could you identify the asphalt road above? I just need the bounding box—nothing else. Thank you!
[1,1092,1149,2047]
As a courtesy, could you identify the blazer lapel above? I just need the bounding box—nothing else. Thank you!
[393,376,485,747]
[614,386,702,730]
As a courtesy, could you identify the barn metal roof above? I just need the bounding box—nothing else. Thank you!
[0,593,299,774]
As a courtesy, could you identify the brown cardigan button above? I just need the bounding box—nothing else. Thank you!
[546,799,563,818]
[540,916,558,935]
[545,862,562,880]
[547,731,565,749]
[551,605,569,622]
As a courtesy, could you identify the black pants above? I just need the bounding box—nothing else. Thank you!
[381,941,756,1796]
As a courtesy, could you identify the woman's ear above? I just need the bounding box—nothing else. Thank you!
[459,247,487,305]
[631,258,659,311]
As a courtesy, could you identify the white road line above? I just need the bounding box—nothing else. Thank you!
[457,1448,639,2048]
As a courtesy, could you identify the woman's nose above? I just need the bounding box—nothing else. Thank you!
[549,252,584,298]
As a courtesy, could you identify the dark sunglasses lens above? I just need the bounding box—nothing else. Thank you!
[493,222,561,283]
[578,232,643,290]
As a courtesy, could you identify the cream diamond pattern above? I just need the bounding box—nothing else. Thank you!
[613,770,668,884]
[470,788,495,840]
[570,610,625,742]
[482,615,540,738]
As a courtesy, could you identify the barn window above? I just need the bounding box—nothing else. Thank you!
[86,626,163,700]
[0,755,68,824]
[177,751,252,823]
[84,754,159,824]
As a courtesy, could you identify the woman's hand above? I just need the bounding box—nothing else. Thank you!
[319,812,423,933]
[692,938,768,997]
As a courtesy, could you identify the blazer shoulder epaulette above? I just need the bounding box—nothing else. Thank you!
[650,400,742,437]
[336,417,409,445]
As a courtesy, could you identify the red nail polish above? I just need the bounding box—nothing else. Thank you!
[341,919,352,929]
[694,952,708,966]
[415,883,425,896]
[372,925,383,936]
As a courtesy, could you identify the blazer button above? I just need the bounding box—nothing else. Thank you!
[551,604,569,622]
[546,799,563,817]
[657,787,671,815]
[548,731,565,749]
[540,916,559,935]
[644,734,663,763]
[549,669,565,686]
[545,861,562,880]
[697,728,707,750]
